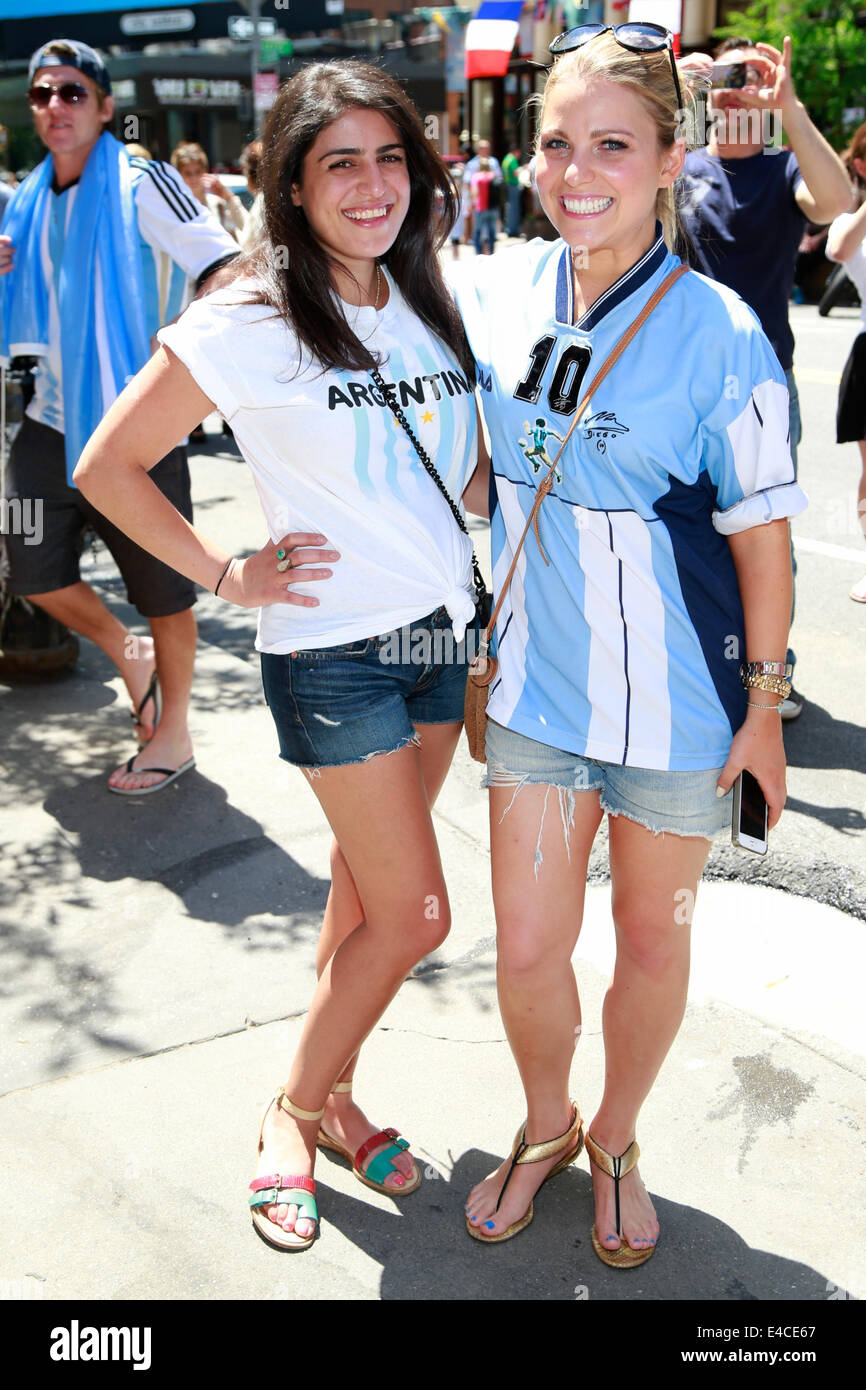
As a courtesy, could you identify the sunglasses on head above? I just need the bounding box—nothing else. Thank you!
[549,23,684,116]
[28,81,90,109]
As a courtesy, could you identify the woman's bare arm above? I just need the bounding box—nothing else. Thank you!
[716,518,792,828]
[74,345,339,608]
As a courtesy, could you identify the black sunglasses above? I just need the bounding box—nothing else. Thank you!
[28,81,91,109]
[549,23,684,116]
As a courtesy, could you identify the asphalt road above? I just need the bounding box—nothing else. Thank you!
[694,302,866,917]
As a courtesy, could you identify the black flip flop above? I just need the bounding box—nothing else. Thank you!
[108,756,195,796]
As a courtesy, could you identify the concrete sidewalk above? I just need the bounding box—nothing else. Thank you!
[1,428,863,1302]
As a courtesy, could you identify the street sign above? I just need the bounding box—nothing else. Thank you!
[259,36,293,66]
[120,8,194,35]
[254,72,279,113]
[228,15,277,42]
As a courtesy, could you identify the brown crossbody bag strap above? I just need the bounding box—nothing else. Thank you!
[471,264,689,686]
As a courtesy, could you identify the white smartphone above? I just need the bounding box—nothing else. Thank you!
[732,770,768,855]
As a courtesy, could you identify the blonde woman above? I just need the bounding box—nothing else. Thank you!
[450,25,807,1265]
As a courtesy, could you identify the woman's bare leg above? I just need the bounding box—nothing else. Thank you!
[316,721,462,1183]
[256,733,458,1238]
[465,782,603,1236]
[587,817,711,1255]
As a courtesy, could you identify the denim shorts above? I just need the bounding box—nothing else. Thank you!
[260,606,477,769]
[484,718,731,839]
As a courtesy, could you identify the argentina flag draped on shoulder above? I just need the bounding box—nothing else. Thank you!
[0,131,148,484]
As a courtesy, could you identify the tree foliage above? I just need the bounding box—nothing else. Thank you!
[715,0,866,150]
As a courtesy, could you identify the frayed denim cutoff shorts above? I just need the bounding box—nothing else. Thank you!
[484,718,731,839]
[261,607,477,770]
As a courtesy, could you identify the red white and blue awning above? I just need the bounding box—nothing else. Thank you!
[465,1,524,80]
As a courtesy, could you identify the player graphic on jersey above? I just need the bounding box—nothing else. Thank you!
[517,417,565,481]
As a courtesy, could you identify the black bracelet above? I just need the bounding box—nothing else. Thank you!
[214,558,232,597]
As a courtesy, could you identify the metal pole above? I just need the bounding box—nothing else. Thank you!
[250,0,262,138]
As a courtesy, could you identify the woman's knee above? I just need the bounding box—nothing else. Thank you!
[392,892,451,967]
[612,899,689,978]
[496,915,569,981]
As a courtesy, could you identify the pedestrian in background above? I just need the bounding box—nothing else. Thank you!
[0,39,239,792]
[449,160,467,257]
[678,33,850,720]
[238,138,264,251]
[826,120,866,603]
[470,156,499,255]
[171,140,247,242]
[501,141,524,237]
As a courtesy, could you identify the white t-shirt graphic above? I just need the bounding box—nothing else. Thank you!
[160,272,479,653]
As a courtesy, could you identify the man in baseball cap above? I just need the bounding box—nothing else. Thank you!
[0,39,240,793]
[27,38,111,94]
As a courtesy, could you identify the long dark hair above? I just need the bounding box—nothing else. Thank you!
[246,60,474,381]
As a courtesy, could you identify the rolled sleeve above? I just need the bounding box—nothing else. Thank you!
[702,320,809,535]
[712,479,809,535]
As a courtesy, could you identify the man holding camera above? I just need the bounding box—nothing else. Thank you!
[0,40,238,791]
[679,35,850,720]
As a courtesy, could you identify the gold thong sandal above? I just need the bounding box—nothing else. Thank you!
[316,1081,421,1195]
[584,1133,657,1268]
[248,1089,322,1252]
[466,1102,584,1243]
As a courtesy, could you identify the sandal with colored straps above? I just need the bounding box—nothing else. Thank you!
[317,1081,422,1195]
[466,1102,584,1244]
[584,1132,657,1269]
[249,1089,322,1252]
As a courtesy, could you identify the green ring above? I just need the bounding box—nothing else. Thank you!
[276,548,286,561]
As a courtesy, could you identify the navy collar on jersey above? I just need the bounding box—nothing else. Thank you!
[555,222,668,331]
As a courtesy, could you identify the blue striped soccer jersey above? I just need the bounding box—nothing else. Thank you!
[449,229,808,771]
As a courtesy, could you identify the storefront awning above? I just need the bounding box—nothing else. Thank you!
[465,0,523,80]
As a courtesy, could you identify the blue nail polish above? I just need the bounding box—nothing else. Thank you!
[484,1220,495,1230]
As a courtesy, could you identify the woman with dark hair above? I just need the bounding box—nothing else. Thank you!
[826,121,866,602]
[74,60,488,1252]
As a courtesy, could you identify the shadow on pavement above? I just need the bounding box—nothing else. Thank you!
[299,1152,850,1301]
[783,701,866,776]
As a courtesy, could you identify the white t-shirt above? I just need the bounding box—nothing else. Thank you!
[827,210,866,332]
[159,271,479,653]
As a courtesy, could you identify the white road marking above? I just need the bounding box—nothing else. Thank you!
[792,534,866,563]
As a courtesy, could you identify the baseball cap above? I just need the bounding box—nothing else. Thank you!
[28,40,111,94]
